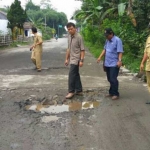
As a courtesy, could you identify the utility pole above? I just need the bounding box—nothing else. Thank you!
[53,22,54,38]
[45,16,46,31]
[58,25,59,38]
[58,25,62,38]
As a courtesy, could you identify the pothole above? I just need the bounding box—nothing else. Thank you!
[25,101,100,114]
[14,88,105,115]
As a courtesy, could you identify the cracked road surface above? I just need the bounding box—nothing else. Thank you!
[0,38,150,150]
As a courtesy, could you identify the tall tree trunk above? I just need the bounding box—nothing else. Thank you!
[127,0,136,27]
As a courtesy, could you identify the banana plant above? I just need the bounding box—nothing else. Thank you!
[74,0,130,28]
[118,2,126,16]
[74,0,117,27]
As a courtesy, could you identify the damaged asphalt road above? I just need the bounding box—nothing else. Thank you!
[0,38,150,150]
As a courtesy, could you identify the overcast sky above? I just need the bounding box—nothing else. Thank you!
[0,0,82,20]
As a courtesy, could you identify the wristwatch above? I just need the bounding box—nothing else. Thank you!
[80,59,84,62]
[118,59,122,62]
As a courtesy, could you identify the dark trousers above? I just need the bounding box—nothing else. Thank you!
[69,64,82,93]
[105,67,120,96]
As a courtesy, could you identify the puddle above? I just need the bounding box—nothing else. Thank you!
[41,116,60,123]
[26,101,100,114]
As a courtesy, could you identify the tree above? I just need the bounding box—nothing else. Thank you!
[56,12,68,36]
[127,0,136,27]
[0,6,10,13]
[76,0,150,72]
[132,0,150,32]
[40,0,51,9]
[7,0,27,37]
[25,0,40,11]
[25,0,68,38]
[74,0,115,30]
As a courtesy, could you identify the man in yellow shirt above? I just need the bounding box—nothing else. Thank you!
[30,27,43,72]
[140,34,150,94]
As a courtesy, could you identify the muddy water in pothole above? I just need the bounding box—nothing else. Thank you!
[26,101,100,114]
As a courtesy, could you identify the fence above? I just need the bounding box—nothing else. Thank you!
[0,35,33,46]
[0,35,12,46]
[17,35,33,43]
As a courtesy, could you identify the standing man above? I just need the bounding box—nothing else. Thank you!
[65,22,85,99]
[97,28,123,100]
[140,28,150,93]
[30,27,43,72]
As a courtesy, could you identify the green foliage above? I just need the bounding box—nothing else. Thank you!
[85,42,103,58]
[101,15,147,52]
[0,7,9,13]
[40,0,51,9]
[74,0,128,28]
[82,24,105,45]
[7,0,27,32]
[77,0,150,72]
[133,0,150,32]
[26,1,68,38]
[0,41,30,50]
[41,27,53,40]
[30,18,53,40]
[10,41,29,47]
[25,0,40,11]
[83,14,147,72]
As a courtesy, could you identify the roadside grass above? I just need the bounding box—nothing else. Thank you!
[85,42,103,58]
[122,55,141,73]
[85,42,141,73]
[0,41,31,50]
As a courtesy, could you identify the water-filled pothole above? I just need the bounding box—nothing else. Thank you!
[26,101,100,114]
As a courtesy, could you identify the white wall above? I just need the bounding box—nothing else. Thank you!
[28,29,42,37]
[0,19,9,34]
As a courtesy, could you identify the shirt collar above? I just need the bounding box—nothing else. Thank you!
[109,35,115,42]
[70,32,77,38]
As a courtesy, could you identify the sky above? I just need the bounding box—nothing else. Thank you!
[0,0,82,20]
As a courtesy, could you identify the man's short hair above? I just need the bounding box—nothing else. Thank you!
[66,22,76,28]
[31,27,37,33]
